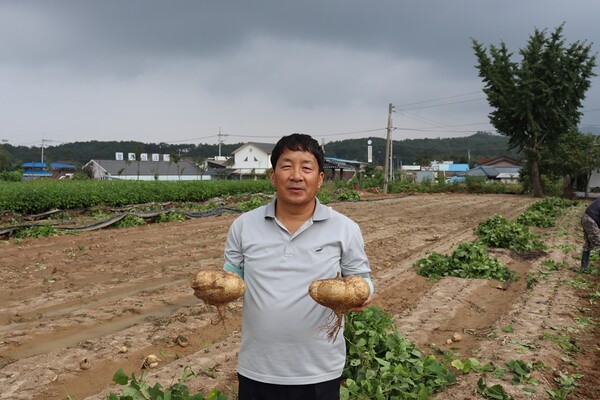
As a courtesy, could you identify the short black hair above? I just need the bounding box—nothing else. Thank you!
[270,133,324,173]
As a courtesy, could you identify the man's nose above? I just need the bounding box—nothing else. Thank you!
[290,166,303,179]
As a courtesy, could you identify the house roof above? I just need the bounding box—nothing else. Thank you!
[467,166,521,178]
[437,163,470,172]
[478,156,522,167]
[84,159,204,177]
[496,172,520,179]
[21,162,76,169]
[207,159,228,168]
[324,157,367,166]
[232,142,275,154]
[23,170,52,176]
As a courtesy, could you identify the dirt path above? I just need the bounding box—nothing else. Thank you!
[0,193,597,399]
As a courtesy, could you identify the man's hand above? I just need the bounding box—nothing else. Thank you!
[349,294,372,312]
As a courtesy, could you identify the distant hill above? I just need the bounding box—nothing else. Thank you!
[580,125,600,135]
[3,132,520,168]
[323,132,520,166]
[4,140,240,166]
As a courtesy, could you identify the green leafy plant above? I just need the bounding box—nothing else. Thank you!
[342,306,456,399]
[316,189,334,204]
[516,210,556,227]
[506,359,538,385]
[336,189,360,201]
[589,290,600,305]
[543,259,566,271]
[14,225,62,239]
[515,197,576,228]
[543,333,583,355]
[237,196,267,211]
[475,215,546,252]
[477,376,513,399]
[546,370,582,399]
[526,273,539,289]
[113,214,146,228]
[501,325,514,333]
[415,241,514,281]
[108,367,228,400]
[156,210,186,223]
[450,357,493,374]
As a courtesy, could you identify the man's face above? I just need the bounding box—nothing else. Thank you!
[270,148,324,208]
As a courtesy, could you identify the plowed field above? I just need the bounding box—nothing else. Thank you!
[1,193,598,399]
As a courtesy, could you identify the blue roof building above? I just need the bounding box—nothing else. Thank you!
[21,162,76,180]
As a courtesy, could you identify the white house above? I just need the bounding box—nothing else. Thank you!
[576,168,600,198]
[229,141,367,180]
[588,169,600,191]
[231,142,274,177]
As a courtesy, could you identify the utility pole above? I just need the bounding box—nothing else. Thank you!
[41,134,46,164]
[383,103,394,194]
[217,127,229,158]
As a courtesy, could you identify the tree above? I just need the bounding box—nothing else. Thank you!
[472,24,596,196]
[0,146,13,171]
[529,130,600,197]
[543,130,600,197]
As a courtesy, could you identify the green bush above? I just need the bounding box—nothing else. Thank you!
[337,189,360,201]
[475,215,546,252]
[108,367,227,400]
[0,180,275,214]
[342,307,456,399]
[516,210,555,227]
[516,197,578,227]
[415,241,513,281]
[14,225,62,239]
[0,171,22,181]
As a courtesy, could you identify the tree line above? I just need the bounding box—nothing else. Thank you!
[0,131,517,171]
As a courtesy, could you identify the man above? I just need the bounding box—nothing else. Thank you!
[581,197,600,271]
[223,133,374,400]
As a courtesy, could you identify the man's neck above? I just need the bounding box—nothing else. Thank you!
[275,200,316,234]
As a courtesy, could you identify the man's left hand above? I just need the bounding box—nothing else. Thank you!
[349,295,372,312]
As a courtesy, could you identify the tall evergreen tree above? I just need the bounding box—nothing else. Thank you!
[472,24,596,196]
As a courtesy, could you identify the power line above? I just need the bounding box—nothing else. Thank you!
[395,127,496,134]
[225,128,388,141]
[394,91,483,108]
[397,97,486,111]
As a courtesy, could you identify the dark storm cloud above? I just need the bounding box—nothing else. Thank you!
[0,1,598,145]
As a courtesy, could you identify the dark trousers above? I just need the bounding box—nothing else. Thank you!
[237,373,341,400]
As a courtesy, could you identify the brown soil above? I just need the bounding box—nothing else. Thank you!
[0,193,598,399]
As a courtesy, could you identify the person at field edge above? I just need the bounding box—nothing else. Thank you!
[580,197,600,271]
[222,133,374,400]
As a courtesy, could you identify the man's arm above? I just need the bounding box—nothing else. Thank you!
[224,260,244,279]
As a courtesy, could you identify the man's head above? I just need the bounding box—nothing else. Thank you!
[270,133,324,173]
[269,133,324,210]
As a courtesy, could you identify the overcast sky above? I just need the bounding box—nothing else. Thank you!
[1,1,599,148]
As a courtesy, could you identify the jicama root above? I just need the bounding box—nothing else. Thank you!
[191,270,245,324]
[308,273,370,342]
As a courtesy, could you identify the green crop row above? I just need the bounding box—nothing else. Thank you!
[0,180,274,215]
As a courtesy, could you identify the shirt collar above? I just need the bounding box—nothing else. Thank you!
[265,197,331,221]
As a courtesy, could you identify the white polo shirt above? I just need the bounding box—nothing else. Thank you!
[224,197,372,385]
